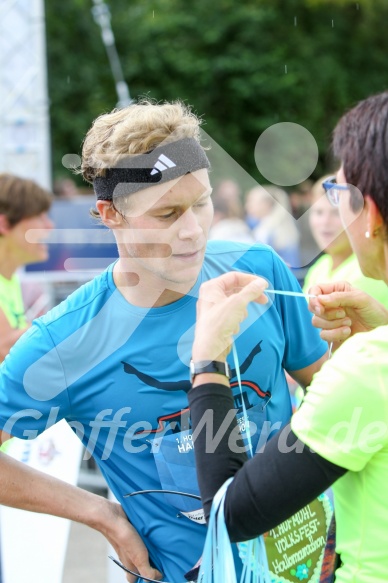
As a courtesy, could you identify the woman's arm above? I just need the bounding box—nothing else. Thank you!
[190,272,346,541]
[189,383,345,541]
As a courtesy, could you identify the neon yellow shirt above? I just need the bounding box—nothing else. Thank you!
[0,274,26,451]
[0,273,27,329]
[292,326,388,582]
[303,254,388,308]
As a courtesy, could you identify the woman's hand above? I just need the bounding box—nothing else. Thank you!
[308,281,388,345]
[193,272,268,363]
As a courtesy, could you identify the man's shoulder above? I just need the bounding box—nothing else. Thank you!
[205,239,273,257]
[203,240,278,280]
[38,269,113,331]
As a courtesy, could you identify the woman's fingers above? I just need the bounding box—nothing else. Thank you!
[311,313,352,329]
[199,272,268,304]
[317,325,352,343]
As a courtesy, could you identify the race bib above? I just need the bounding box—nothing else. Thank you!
[152,400,270,521]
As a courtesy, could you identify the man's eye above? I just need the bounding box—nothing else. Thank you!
[195,197,211,208]
[158,211,175,219]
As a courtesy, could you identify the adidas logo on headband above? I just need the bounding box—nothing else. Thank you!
[150,154,176,175]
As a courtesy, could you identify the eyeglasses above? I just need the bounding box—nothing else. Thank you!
[322,176,349,207]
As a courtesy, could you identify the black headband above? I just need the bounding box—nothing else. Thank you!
[93,137,210,200]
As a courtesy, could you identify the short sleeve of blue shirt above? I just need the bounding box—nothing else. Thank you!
[0,322,71,439]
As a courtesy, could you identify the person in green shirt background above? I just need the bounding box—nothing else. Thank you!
[303,175,388,308]
[0,174,53,363]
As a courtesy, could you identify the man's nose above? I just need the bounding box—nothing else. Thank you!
[177,209,203,240]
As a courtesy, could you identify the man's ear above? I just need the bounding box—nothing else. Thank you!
[364,195,384,237]
[95,200,123,229]
[0,214,11,235]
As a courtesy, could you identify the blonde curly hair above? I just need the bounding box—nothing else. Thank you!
[81,99,203,185]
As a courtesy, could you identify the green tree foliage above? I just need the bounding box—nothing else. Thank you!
[45,0,388,187]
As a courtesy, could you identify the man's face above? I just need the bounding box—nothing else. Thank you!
[113,169,214,288]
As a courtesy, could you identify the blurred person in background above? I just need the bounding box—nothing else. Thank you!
[212,179,244,219]
[289,180,321,278]
[245,185,300,267]
[303,175,388,308]
[289,179,313,220]
[0,174,53,362]
[209,178,254,243]
[209,196,254,243]
[53,177,80,200]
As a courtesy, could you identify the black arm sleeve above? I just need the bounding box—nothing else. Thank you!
[188,383,347,542]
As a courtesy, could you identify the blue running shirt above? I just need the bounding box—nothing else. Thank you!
[0,241,326,581]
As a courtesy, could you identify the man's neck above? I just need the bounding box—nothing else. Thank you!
[112,261,195,308]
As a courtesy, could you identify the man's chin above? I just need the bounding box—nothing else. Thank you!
[162,268,201,290]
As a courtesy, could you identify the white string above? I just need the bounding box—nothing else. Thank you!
[232,345,271,583]
[264,289,316,298]
[232,343,253,458]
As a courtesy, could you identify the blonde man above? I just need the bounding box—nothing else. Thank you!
[0,101,327,582]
